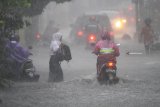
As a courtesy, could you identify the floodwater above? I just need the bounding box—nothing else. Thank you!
[1,28,160,107]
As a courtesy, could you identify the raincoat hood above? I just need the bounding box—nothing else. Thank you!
[50,32,63,55]
[52,32,63,41]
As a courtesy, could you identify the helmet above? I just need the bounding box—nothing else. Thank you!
[144,18,152,25]
[52,32,63,41]
[101,30,111,40]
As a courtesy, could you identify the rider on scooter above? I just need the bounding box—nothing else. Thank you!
[6,35,32,78]
[93,31,120,77]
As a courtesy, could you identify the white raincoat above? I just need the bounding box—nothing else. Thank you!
[50,32,62,55]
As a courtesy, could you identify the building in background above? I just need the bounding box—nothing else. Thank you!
[132,0,160,40]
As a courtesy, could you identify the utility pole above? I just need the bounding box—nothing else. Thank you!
[132,0,144,42]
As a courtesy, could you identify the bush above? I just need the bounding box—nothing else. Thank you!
[0,77,12,88]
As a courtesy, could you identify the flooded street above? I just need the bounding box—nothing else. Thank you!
[1,31,160,107]
[1,0,160,107]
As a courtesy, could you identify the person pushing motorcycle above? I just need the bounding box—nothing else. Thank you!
[93,31,120,77]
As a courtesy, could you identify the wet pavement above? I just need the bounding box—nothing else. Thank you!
[1,38,160,107]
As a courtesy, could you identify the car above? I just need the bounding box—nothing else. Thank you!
[69,12,113,46]
[99,10,129,39]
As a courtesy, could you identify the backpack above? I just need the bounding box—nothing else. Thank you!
[56,43,72,62]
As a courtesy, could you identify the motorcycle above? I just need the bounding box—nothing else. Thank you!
[85,32,100,49]
[87,33,97,45]
[20,57,40,82]
[96,44,120,84]
[97,59,119,84]
[84,24,101,49]
[0,50,40,82]
[13,46,39,81]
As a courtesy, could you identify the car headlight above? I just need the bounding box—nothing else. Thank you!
[115,21,122,29]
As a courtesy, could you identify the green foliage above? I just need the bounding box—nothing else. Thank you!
[53,0,71,3]
[0,0,71,87]
[0,0,31,8]
[0,0,71,33]
[23,0,71,16]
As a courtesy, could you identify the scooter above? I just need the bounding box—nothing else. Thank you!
[97,59,118,84]
[95,44,120,84]
[18,46,39,82]
[20,57,40,82]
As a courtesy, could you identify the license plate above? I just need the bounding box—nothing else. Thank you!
[105,69,115,73]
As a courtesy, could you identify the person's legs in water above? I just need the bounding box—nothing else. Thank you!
[97,56,103,78]
[96,56,105,80]
[145,45,150,55]
[96,59,98,76]
[49,55,54,72]
[49,55,55,82]
[49,55,63,82]
[55,63,63,82]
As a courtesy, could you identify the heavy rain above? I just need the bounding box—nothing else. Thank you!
[0,0,160,107]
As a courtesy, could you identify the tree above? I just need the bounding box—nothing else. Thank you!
[0,0,71,36]
[0,0,71,87]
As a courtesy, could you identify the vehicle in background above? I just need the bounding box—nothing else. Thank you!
[99,10,134,40]
[85,24,101,48]
[69,12,113,46]
[42,21,59,46]
[35,20,59,47]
